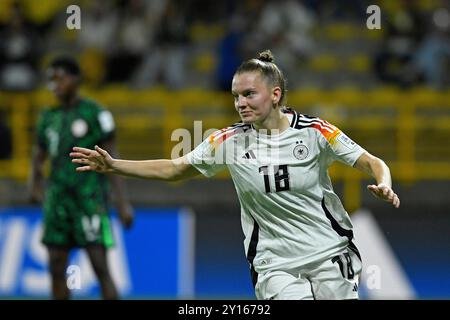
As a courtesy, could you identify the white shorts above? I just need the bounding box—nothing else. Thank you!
[255,248,362,300]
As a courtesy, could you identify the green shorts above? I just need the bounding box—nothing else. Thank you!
[42,185,114,248]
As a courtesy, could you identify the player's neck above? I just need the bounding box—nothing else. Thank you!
[60,94,80,109]
[253,110,289,135]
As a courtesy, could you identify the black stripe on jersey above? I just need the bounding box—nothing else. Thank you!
[295,118,328,130]
[242,150,256,159]
[283,109,322,130]
[229,122,253,132]
[298,113,317,120]
[246,220,260,288]
[281,107,297,127]
[321,198,362,261]
[321,197,355,240]
[348,240,362,261]
[296,116,334,131]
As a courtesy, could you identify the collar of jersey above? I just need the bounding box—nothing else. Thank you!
[250,125,293,139]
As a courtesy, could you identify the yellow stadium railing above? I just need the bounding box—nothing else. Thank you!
[0,87,449,212]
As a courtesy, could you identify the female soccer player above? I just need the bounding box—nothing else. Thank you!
[71,50,400,300]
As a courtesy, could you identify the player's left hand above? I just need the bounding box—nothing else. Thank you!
[118,202,134,229]
[367,183,400,208]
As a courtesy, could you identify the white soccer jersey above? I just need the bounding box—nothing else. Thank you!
[186,108,365,282]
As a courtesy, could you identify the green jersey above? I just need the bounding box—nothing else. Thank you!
[37,97,114,188]
[36,98,116,247]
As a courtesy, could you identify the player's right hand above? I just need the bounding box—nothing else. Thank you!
[70,145,115,173]
[118,202,134,229]
[28,185,44,204]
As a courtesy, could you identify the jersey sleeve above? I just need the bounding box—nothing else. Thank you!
[319,122,366,167]
[186,132,227,177]
[95,107,116,142]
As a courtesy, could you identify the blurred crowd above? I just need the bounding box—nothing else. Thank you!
[0,0,448,92]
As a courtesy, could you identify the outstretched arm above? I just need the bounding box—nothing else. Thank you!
[354,152,400,208]
[70,145,200,181]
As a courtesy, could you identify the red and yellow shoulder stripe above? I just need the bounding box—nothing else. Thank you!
[291,112,341,145]
[208,123,252,148]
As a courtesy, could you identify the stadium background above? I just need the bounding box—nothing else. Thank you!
[0,0,449,299]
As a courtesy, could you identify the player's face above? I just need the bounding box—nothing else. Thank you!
[46,67,78,100]
[232,71,277,125]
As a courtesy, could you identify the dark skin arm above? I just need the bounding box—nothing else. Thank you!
[100,137,134,229]
[28,145,47,204]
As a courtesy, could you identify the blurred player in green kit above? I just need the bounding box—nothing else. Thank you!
[28,56,134,299]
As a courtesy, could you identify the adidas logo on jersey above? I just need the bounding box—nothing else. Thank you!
[352,283,358,292]
[242,150,256,159]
